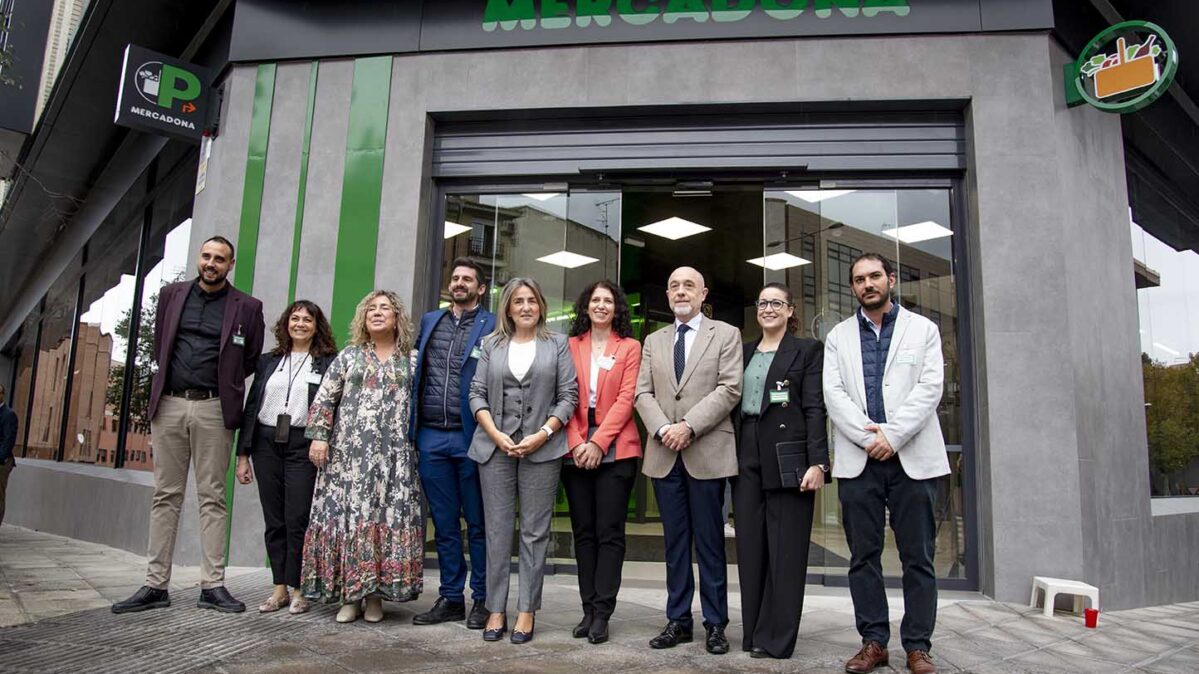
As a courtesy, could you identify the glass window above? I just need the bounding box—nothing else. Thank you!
[766,188,965,580]
[1133,219,1199,496]
[9,314,38,457]
[25,258,81,460]
[122,217,193,470]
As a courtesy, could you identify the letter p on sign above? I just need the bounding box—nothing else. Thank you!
[158,64,202,110]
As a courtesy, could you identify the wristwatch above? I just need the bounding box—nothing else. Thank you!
[816,463,830,473]
[540,424,555,438]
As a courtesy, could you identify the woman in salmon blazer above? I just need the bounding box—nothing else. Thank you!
[563,280,642,646]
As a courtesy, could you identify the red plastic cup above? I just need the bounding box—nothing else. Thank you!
[1084,608,1099,628]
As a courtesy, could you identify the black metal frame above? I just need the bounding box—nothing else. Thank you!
[427,173,980,592]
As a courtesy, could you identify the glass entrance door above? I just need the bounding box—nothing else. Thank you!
[435,181,971,586]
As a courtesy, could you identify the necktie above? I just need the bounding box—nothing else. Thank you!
[674,324,690,384]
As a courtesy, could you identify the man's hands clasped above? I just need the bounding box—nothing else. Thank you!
[864,424,895,461]
[660,422,693,452]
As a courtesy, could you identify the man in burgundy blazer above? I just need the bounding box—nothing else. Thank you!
[113,235,264,616]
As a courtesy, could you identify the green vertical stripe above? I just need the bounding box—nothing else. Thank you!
[226,63,276,564]
[235,63,277,294]
[288,62,320,304]
[330,56,392,345]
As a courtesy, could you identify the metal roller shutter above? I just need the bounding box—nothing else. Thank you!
[432,109,965,178]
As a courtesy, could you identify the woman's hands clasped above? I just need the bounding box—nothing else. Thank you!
[571,442,603,470]
[309,440,330,469]
[492,429,549,459]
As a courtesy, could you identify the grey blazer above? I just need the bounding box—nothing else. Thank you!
[468,331,579,463]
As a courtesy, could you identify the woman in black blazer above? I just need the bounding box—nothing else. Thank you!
[732,282,829,659]
[235,300,337,615]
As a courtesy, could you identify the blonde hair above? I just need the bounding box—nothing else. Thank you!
[348,290,414,351]
[493,277,550,342]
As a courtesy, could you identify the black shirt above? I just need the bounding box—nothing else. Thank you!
[167,282,228,392]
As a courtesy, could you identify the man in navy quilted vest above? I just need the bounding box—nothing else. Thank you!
[410,257,496,630]
[822,253,950,674]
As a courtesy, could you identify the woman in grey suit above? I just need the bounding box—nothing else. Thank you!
[469,278,578,644]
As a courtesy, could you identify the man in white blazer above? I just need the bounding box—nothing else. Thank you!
[823,253,949,674]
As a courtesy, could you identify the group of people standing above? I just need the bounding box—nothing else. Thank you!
[111,235,948,674]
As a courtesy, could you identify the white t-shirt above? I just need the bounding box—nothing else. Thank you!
[589,351,600,408]
[508,339,537,381]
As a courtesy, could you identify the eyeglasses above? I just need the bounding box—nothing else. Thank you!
[754,299,793,311]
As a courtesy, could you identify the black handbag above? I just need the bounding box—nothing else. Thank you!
[776,441,809,489]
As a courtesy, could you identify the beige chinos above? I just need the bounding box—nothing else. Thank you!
[145,395,234,589]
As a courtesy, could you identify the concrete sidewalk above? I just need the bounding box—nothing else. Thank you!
[0,525,1197,673]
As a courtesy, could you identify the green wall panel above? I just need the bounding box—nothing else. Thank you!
[288,62,320,304]
[235,63,277,295]
[329,56,392,344]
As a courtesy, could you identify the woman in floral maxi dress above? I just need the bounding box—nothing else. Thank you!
[301,290,424,623]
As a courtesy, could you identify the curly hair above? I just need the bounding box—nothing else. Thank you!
[759,282,800,334]
[271,300,338,358]
[569,280,634,339]
[347,290,414,352]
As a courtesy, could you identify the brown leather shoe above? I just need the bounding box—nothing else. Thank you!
[906,650,937,674]
[845,641,889,673]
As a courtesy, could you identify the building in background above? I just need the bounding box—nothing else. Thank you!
[35,0,89,122]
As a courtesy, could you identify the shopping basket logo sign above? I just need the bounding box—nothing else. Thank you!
[1065,21,1179,114]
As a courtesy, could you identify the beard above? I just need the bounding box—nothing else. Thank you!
[856,290,890,312]
[197,264,227,285]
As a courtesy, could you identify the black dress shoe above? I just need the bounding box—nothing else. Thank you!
[482,615,507,642]
[587,616,609,644]
[648,621,693,649]
[413,597,466,625]
[112,586,170,614]
[466,600,489,630]
[197,587,246,613]
[749,646,771,658]
[510,615,535,644]
[572,613,594,638]
[705,624,730,655]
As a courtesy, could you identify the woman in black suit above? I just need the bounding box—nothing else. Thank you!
[235,300,338,615]
[732,282,829,659]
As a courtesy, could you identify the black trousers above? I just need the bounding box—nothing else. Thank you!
[838,457,939,653]
[561,456,637,620]
[252,425,318,587]
[733,418,815,659]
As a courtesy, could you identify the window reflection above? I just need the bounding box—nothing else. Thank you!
[1134,219,1199,497]
[766,188,965,580]
[25,260,81,461]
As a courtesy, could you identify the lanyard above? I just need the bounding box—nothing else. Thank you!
[282,352,310,407]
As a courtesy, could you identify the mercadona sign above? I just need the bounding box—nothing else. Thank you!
[1064,20,1179,114]
[114,44,210,143]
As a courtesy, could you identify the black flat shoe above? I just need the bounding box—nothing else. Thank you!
[466,600,489,630]
[112,586,170,614]
[482,615,507,642]
[705,624,729,655]
[587,616,609,644]
[572,613,593,639]
[197,587,246,613]
[412,597,465,625]
[648,621,693,649]
[750,646,771,658]
[510,615,535,644]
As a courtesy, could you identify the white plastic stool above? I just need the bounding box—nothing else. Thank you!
[1029,576,1099,617]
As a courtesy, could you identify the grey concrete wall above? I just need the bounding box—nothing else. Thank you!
[6,459,266,569]
[185,33,1199,609]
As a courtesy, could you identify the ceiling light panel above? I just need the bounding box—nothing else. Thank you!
[637,217,712,241]
[443,222,471,239]
[746,253,812,271]
[881,221,953,244]
[536,251,600,269]
[786,189,856,203]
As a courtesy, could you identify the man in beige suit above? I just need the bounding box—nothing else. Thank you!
[635,266,742,655]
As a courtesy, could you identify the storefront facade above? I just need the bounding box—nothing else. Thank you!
[2,0,1197,610]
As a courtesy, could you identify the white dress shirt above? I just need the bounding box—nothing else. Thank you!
[508,339,537,381]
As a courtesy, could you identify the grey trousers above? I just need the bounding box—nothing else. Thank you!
[146,396,234,589]
[477,452,561,613]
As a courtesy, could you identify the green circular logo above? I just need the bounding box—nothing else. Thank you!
[1072,20,1179,114]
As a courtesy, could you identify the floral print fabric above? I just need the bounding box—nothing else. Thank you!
[300,344,424,603]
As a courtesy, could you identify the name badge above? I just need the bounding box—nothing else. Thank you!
[232,335,246,347]
[306,372,323,385]
[470,346,482,359]
[768,389,789,405]
[597,355,616,371]
[896,352,917,365]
